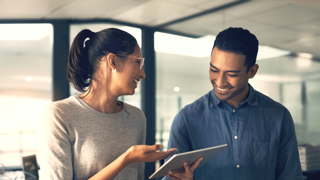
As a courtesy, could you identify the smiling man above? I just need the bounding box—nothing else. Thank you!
[163,27,303,180]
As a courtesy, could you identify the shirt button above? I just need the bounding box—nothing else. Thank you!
[233,109,235,113]
[236,165,240,168]
[234,136,238,139]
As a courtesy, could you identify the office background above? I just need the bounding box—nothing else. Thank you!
[0,0,320,179]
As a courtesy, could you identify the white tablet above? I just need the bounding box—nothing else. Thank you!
[149,144,227,179]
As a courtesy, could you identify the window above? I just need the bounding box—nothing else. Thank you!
[0,24,53,167]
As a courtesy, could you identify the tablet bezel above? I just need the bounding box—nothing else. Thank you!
[149,144,227,179]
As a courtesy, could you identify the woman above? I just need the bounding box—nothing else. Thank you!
[39,28,200,180]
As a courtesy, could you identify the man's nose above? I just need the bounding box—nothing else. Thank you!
[215,73,227,87]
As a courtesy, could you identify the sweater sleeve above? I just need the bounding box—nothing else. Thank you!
[39,104,73,180]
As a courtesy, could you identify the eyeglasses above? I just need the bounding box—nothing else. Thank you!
[116,54,144,70]
[136,57,145,70]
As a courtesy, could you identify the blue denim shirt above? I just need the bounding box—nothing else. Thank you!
[163,85,303,180]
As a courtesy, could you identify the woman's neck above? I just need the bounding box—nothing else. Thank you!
[79,84,122,114]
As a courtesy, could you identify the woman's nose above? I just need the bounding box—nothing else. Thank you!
[140,68,146,79]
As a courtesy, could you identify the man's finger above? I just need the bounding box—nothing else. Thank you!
[190,157,203,171]
[168,170,183,179]
[183,162,192,174]
[167,174,179,180]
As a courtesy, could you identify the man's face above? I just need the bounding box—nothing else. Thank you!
[209,47,256,103]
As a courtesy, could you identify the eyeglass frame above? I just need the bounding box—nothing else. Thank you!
[115,54,145,70]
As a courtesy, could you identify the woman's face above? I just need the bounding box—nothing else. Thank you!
[113,44,146,95]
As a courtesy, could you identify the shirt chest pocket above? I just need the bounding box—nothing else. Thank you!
[250,136,278,176]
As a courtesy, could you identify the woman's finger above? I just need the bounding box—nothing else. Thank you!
[153,148,177,160]
[190,157,203,171]
[145,144,162,152]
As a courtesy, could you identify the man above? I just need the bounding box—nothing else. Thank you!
[163,27,303,180]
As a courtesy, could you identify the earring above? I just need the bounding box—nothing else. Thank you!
[112,69,116,72]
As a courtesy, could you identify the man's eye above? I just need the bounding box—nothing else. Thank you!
[228,74,238,77]
[211,69,218,72]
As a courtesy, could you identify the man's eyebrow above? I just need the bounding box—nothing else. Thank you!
[210,63,241,73]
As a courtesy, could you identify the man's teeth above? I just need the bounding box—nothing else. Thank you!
[133,79,139,84]
[217,87,228,91]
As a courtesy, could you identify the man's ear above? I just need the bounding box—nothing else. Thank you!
[248,64,259,79]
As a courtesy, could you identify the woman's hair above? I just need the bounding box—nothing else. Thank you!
[67,28,137,92]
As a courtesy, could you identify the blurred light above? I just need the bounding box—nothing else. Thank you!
[254,74,301,83]
[174,87,180,92]
[155,32,213,58]
[298,53,313,59]
[296,58,312,69]
[0,24,52,41]
[257,46,290,60]
[25,77,32,82]
[155,32,290,59]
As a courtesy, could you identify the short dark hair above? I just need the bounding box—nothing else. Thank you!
[212,27,259,72]
[67,28,137,92]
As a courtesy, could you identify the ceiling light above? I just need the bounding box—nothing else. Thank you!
[0,24,52,41]
[25,77,32,82]
[296,53,313,69]
[297,53,313,59]
[257,46,290,60]
[174,87,180,92]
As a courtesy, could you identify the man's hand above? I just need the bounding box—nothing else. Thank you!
[166,157,203,180]
[125,144,177,164]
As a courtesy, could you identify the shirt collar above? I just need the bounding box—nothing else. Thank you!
[210,88,221,107]
[242,84,258,106]
[209,83,258,107]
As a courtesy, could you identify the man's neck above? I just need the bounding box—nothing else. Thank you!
[226,84,250,108]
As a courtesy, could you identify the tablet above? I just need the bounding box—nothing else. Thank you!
[149,144,227,179]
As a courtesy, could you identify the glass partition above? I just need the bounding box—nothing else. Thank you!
[0,24,53,167]
[155,31,320,154]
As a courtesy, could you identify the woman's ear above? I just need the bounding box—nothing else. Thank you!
[106,53,117,71]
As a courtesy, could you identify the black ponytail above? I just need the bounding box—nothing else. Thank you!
[67,28,137,92]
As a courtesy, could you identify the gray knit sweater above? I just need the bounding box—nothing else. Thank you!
[39,96,146,180]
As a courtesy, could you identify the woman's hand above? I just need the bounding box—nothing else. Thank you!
[166,157,203,180]
[125,144,177,164]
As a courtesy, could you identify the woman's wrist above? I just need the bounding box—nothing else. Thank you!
[123,148,134,165]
